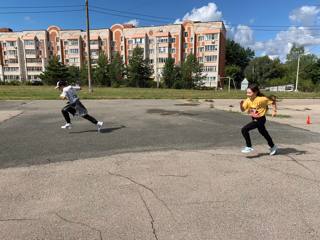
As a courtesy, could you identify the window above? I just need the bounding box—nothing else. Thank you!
[24,40,34,46]
[5,59,19,64]
[91,49,99,56]
[206,76,216,82]
[134,38,144,44]
[149,39,154,44]
[26,58,42,63]
[198,47,204,52]
[157,57,168,63]
[184,43,188,49]
[149,59,154,64]
[7,41,16,47]
[157,37,168,43]
[121,46,123,51]
[205,45,217,52]
[4,67,19,72]
[8,50,17,55]
[56,37,59,42]
[69,58,79,63]
[203,66,217,72]
[128,39,133,44]
[69,49,79,54]
[25,49,36,55]
[69,39,78,46]
[149,49,154,54]
[27,67,43,72]
[4,75,19,80]
[204,33,218,41]
[190,37,194,43]
[170,48,176,54]
[205,55,217,62]
[65,50,68,55]
[169,37,176,43]
[198,35,204,41]
[64,41,68,46]
[158,47,167,53]
[184,32,188,37]
[197,57,203,63]
[90,40,99,45]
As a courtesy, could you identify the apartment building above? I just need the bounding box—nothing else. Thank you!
[0,21,226,87]
[0,28,49,82]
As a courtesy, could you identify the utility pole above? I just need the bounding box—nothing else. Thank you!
[295,54,301,92]
[85,0,93,93]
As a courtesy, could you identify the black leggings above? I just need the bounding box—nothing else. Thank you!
[241,116,275,148]
[61,104,98,125]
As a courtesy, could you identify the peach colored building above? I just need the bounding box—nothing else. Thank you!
[0,21,226,87]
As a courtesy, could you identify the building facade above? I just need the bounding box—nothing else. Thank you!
[0,21,226,87]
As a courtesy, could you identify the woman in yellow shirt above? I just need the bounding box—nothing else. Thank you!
[240,84,278,155]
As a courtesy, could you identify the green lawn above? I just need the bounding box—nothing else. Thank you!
[0,85,319,100]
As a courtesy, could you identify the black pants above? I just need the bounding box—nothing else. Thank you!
[241,116,275,148]
[61,104,98,125]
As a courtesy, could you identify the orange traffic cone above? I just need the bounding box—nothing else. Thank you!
[306,115,311,125]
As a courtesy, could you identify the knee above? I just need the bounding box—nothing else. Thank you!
[61,108,67,114]
[241,126,248,135]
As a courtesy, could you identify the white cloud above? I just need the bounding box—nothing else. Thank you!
[233,25,254,48]
[125,19,140,26]
[175,3,222,23]
[289,5,320,25]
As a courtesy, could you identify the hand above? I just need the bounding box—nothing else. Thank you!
[240,100,244,105]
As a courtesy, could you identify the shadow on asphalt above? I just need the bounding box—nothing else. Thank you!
[246,148,308,159]
[69,126,126,134]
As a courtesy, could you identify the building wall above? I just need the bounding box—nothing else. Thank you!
[0,21,226,87]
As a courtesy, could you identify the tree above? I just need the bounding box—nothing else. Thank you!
[67,66,80,84]
[162,57,176,88]
[93,53,110,86]
[181,54,204,89]
[226,39,254,87]
[244,56,284,86]
[225,65,241,83]
[109,52,125,87]
[286,44,304,63]
[127,46,153,88]
[39,56,69,85]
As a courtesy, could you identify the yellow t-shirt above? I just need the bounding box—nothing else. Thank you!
[242,96,274,117]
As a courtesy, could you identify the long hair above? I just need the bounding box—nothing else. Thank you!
[247,83,276,103]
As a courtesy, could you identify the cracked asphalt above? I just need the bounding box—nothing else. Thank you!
[1,100,320,239]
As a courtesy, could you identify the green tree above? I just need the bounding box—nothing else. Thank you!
[93,53,110,86]
[225,65,241,82]
[40,56,69,85]
[181,54,204,89]
[244,56,284,86]
[109,53,125,87]
[127,46,153,88]
[67,66,80,84]
[162,57,176,88]
[226,39,254,87]
[79,63,89,86]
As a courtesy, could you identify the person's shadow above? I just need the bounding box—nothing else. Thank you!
[246,148,307,159]
[69,125,126,134]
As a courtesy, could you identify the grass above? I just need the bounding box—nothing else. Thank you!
[0,85,319,100]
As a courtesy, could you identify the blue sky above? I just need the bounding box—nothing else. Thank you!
[1,0,320,59]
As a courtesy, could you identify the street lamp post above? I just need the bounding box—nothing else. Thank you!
[295,54,301,92]
[85,0,93,93]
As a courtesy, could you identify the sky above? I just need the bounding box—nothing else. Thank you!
[1,0,320,60]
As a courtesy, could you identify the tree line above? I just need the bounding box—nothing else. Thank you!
[40,41,320,92]
[40,47,204,89]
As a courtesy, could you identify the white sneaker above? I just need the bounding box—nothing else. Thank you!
[97,121,103,132]
[269,145,278,156]
[61,123,72,129]
[241,147,254,153]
